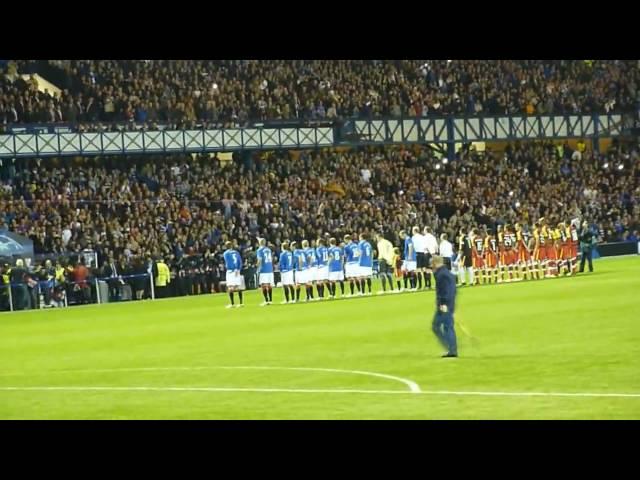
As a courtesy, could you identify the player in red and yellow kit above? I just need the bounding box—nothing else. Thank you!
[515,223,533,280]
[483,231,499,284]
[505,225,521,281]
[470,228,486,285]
[542,219,558,277]
[557,222,571,275]
[569,220,579,274]
[532,221,547,279]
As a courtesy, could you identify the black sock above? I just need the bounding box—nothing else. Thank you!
[417,273,423,289]
[290,286,295,300]
[262,288,269,302]
[367,278,372,293]
[229,291,235,305]
[350,281,354,295]
[404,277,408,289]
[317,284,324,298]
[356,279,361,293]
[309,286,314,299]
[238,291,243,304]
[296,287,301,301]
[397,280,401,290]
[268,288,273,302]
[410,274,417,289]
[425,272,431,288]
[339,281,344,294]
[359,279,365,293]
[284,287,290,302]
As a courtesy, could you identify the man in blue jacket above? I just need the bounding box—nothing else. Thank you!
[431,255,458,358]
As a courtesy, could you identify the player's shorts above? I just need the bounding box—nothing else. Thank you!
[416,252,427,269]
[545,245,558,261]
[281,271,294,286]
[500,251,514,266]
[472,254,484,269]
[226,270,242,288]
[328,269,344,282]
[570,242,578,259]
[316,266,329,281]
[294,270,308,284]
[403,260,417,272]
[307,267,317,282]
[378,259,392,275]
[518,246,531,263]
[484,252,497,268]
[425,252,433,269]
[258,273,274,286]
[560,243,572,260]
[358,265,373,277]
[534,246,547,261]
[345,263,359,278]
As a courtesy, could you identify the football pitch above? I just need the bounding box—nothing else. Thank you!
[1,256,639,420]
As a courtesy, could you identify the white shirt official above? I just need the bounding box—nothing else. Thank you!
[424,233,439,254]
[412,233,427,254]
[439,240,454,258]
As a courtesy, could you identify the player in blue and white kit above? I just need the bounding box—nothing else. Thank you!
[302,239,316,302]
[315,238,330,300]
[327,237,344,298]
[291,241,306,303]
[223,241,244,308]
[401,230,418,290]
[343,234,361,297]
[357,233,373,295]
[279,241,295,304]
[256,238,274,306]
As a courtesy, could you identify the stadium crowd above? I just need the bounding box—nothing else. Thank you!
[0,137,638,309]
[2,60,640,129]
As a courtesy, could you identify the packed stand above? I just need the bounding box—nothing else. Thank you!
[1,60,639,130]
[0,138,638,309]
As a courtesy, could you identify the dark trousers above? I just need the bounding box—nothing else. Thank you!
[579,247,593,273]
[155,285,166,299]
[432,311,458,355]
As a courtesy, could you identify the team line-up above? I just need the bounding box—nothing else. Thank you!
[221,218,582,308]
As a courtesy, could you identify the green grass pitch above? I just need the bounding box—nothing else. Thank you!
[1,256,639,419]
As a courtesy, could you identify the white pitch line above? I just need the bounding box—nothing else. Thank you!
[0,386,640,398]
[0,366,422,394]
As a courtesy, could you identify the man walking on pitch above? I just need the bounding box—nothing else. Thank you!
[431,255,458,358]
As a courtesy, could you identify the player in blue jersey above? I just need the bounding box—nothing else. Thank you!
[357,232,374,295]
[343,234,361,297]
[256,238,274,306]
[327,237,344,298]
[223,241,244,308]
[279,241,295,304]
[301,239,315,302]
[401,230,418,290]
[291,241,306,303]
[315,238,330,300]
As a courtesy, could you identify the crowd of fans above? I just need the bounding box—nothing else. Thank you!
[0,136,638,309]
[2,60,639,130]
